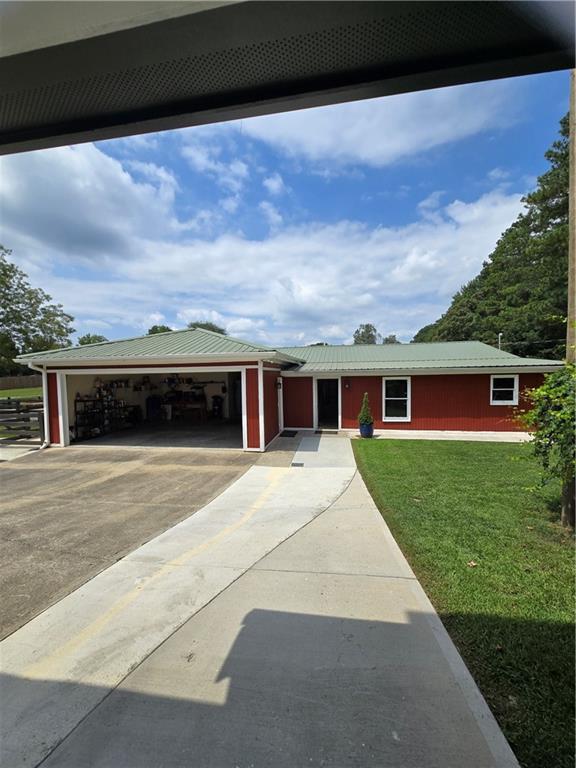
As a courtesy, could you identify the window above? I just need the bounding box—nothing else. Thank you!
[383,377,411,422]
[490,375,519,406]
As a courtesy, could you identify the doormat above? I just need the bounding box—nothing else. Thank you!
[280,430,298,437]
[315,430,338,435]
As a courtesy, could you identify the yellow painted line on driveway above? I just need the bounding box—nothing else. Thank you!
[24,467,288,679]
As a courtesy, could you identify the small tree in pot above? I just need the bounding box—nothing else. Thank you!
[358,392,374,438]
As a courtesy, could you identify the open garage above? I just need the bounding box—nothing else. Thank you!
[18,328,297,452]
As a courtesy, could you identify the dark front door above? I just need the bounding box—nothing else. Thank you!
[317,379,339,429]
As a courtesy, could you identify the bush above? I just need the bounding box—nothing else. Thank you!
[521,364,575,527]
[358,392,374,425]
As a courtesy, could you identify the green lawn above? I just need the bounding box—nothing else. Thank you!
[353,439,575,768]
[0,386,42,399]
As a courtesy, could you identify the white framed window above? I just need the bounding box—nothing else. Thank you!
[490,374,519,406]
[383,377,411,422]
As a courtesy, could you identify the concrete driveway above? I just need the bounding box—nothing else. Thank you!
[1,435,518,768]
[0,445,258,639]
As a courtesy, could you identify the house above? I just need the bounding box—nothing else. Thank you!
[16,329,563,451]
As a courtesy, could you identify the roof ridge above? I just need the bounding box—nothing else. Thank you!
[188,326,277,352]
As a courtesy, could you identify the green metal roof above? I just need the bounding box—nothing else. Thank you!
[17,328,303,363]
[278,341,563,372]
[17,334,562,372]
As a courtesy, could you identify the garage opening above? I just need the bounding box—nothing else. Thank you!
[66,371,244,449]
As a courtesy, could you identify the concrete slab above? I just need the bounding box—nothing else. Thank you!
[1,434,518,768]
[0,446,257,638]
[0,457,355,767]
[0,445,38,462]
[34,471,518,768]
[292,433,356,468]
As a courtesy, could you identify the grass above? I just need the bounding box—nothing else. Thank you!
[353,439,575,768]
[0,386,42,398]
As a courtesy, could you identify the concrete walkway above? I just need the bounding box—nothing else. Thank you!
[0,435,519,767]
[347,429,530,442]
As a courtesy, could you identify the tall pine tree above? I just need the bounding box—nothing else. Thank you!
[413,115,569,360]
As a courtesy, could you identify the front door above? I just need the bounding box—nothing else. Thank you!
[317,379,339,429]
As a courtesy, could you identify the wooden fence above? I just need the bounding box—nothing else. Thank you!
[0,374,43,390]
[0,397,44,444]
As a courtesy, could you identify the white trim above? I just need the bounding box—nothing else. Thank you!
[40,368,50,445]
[257,361,265,452]
[382,376,412,423]
[314,375,340,430]
[45,365,255,375]
[56,372,69,446]
[490,374,519,406]
[241,368,248,451]
[19,352,301,367]
[281,366,560,377]
[312,377,318,429]
[277,376,284,432]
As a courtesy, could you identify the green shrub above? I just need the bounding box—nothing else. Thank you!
[358,392,374,425]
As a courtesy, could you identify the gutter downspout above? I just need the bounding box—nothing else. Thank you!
[27,363,50,448]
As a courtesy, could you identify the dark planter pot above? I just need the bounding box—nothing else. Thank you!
[359,422,374,438]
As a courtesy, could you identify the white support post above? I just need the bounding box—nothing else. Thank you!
[241,367,248,450]
[337,376,342,431]
[258,361,265,452]
[56,372,69,446]
[278,376,284,433]
[41,368,50,445]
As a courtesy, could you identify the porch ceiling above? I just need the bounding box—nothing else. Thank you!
[1,1,573,154]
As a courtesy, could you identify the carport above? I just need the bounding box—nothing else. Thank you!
[17,328,299,453]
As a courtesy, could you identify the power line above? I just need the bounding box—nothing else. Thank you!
[500,338,565,347]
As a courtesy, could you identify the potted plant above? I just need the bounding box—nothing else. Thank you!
[358,392,374,438]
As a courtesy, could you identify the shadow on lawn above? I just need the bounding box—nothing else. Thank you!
[439,611,575,768]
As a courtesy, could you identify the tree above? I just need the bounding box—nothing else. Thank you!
[353,324,380,344]
[308,342,329,346]
[358,392,374,424]
[147,324,173,335]
[187,321,227,335]
[78,334,108,346]
[0,246,74,375]
[520,365,575,527]
[382,334,400,344]
[413,114,569,359]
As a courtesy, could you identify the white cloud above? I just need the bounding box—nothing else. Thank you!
[176,309,227,326]
[487,167,510,182]
[258,201,283,229]
[220,195,240,214]
[263,172,286,196]
[236,79,521,168]
[0,141,524,346]
[182,141,249,193]
[125,160,179,204]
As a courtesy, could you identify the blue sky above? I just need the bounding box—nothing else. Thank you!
[0,70,570,347]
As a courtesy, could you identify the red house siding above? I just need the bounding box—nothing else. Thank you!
[263,371,280,446]
[47,372,60,444]
[245,368,260,449]
[283,377,313,428]
[340,373,544,431]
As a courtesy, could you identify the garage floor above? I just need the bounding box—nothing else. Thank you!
[77,420,243,449]
[0,444,257,639]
